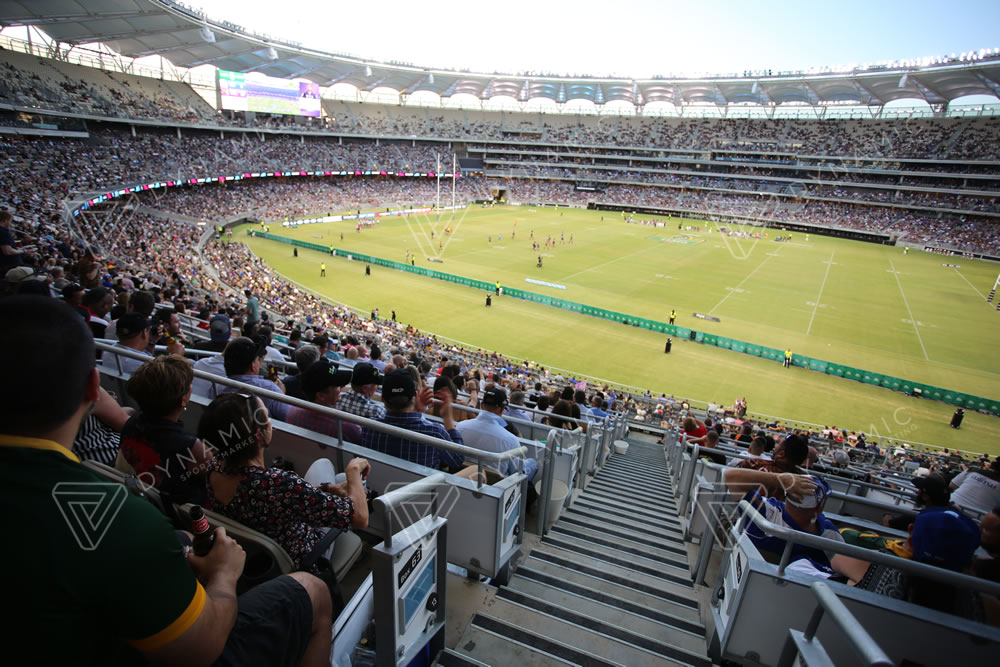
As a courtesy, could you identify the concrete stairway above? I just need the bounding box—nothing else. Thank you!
[446,440,710,666]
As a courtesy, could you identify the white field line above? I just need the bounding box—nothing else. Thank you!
[806,252,834,336]
[558,244,654,281]
[401,214,431,258]
[889,259,929,361]
[707,252,776,315]
[953,267,989,302]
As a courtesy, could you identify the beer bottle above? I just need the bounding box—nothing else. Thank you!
[189,506,216,557]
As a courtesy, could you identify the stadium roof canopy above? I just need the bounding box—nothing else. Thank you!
[4,0,1000,108]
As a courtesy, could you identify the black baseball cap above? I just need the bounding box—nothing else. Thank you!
[382,369,415,400]
[913,473,950,506]
[351,362,382,386]
[302,360,353,397]
[117,312,150,340]
[482,387,508,407]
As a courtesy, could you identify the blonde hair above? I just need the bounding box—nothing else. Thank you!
[127,354,193,418]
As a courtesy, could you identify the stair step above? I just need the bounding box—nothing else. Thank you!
[581,487,680,516]
[542,531,690,573]
[571,499,682,532]
[557,515,686,552]
[510,567,705,642]
[550,522,688,561]
[603,457,669,472]
[575,495,681,526]
[461,614,616,666]
[584,481,678,509]
[594,471,673,493]
[540,536,691,585]
[565,506,683,538]
[588,476,674,500]
[492,588,711,667]
[588,475,675,499]
[520,554,700,621]
[436,647,492,667]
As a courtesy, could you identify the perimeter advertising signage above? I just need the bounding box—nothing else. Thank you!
[218,69,321,117]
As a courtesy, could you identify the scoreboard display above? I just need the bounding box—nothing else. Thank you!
[218,69,321,117]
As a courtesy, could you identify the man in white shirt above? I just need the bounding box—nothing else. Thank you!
[457,388,538,481]
[950,461,1000,514]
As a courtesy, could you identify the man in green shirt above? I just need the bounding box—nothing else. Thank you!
[0,296,332,666]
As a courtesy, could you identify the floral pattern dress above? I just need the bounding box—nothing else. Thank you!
[205,462,354,568]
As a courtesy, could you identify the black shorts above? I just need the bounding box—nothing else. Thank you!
[215,575,313,667]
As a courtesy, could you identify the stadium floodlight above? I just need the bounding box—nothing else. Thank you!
[266,46,278,60]
[199,26,215,43]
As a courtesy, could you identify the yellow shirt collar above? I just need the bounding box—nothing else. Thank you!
[0,435,79,462]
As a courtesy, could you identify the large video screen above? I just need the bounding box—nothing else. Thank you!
[218,70,321,117]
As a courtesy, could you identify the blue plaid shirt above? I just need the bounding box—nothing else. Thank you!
[362,411,464,470]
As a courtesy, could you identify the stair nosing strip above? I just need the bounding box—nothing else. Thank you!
[550,525,690,568]
[596,466,673,491]
[540,536,692,586]
[584,483,678,508]
[589,477,676,497]
[557,515,687,552]
[527,550,700,610]
[572,500,683,531]
[495,588,712,667]
[576,494,682,524]
[469,613,623,667]
[582,487,680,514]
[514,565,706,637]
[565,506,683,535]
[437,649,492,667]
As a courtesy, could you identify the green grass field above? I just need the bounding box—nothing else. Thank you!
[241,205,1000,455]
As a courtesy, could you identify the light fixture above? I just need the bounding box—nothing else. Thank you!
[266,46,278,60]
[365,65,372,77]
[199,26,215,43]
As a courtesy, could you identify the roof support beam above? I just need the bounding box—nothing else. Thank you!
[971,71,1000,99]
[1,11,168,25]
[909,75,947,103]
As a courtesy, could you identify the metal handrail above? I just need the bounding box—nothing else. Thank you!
[777,581,893,667]
[95,342,527,486]
[735,500,1000,597]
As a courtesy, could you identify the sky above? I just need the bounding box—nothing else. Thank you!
[190,0,1000,78]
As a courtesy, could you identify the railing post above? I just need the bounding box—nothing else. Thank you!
[694,496,720,585]
[679,441,699,516]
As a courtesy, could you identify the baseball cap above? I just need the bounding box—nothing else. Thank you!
[117,313,150,340]
[912,473,950,506]
[382,369,415,400]
[482,387,508,407]
[786,475,833,509]
[302,360,353,397]
[911,506,980,571]
[832,450,850,466]
[351,362,382,386]
[5,266,36,284]
[209,314,232,343]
